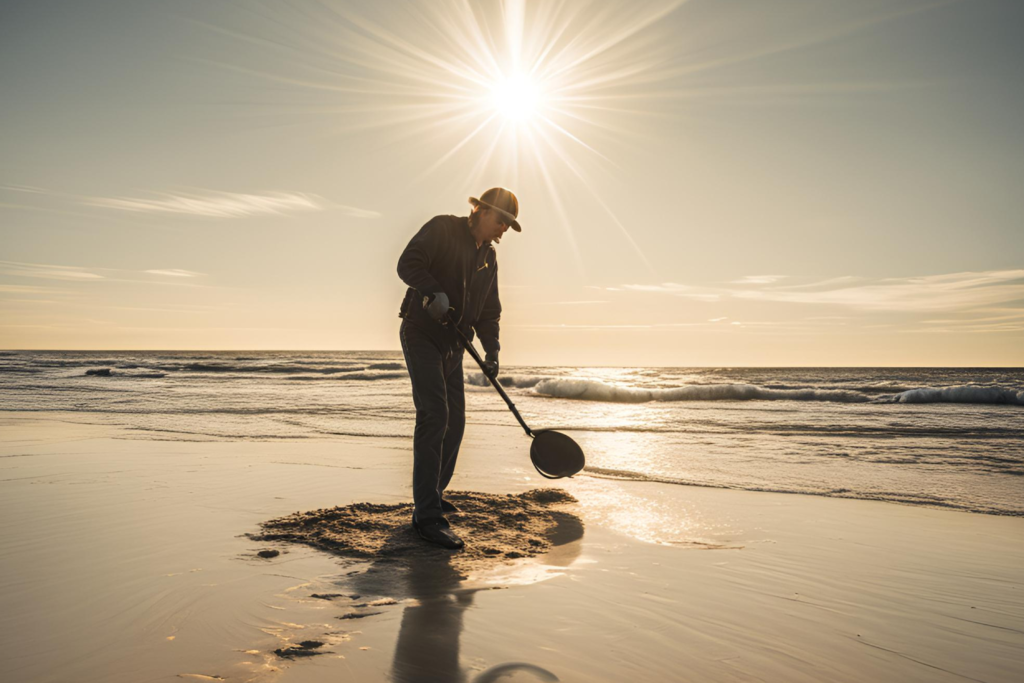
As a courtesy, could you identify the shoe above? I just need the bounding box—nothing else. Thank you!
[413,517,465,550]
[440,499,459,513]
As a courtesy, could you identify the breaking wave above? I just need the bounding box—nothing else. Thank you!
[885,385,1024,406]
[532,379,871,403]
[465,373,545,389]
[366,362,405,371]
[286,371,407,381]
[531,379,1024,406]
[159,362,365,374]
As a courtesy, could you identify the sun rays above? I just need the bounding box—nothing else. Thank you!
[333,0,682,275]
[194,0,687,276]
[190,0,956,280]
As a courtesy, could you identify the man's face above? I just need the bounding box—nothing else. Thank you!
[478,207,511,244]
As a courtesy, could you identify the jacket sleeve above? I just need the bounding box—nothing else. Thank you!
[474,262,501,355]
[397,217,446,296]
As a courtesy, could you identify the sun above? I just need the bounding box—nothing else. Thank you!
[489,72,543,125]
[245,0,680,274]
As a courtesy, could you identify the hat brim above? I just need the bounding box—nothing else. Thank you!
[469,197,521,232]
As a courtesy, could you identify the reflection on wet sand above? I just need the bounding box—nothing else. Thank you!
[367,508,585,682]
[391,556,473,683]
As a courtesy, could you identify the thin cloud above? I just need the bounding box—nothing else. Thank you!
[509,323,654,330]
[0,261,215,289]
[331,203,382,219]
[784,276,862,290]
[0,284,74,294]
[911,321,1024,334]
[923,310,1024,325]
[917,309,1024,333]
[0,184,48,194]
[620,283,721,301]
[622,270,1024,313]
[507,320,782,331]
[145,269,204,278]
[536,300,609,306]
[0,261,104,281]
[86,190,326,218]
[731,275,786,285]
[93,304,231,314]
[736,270,1024,311]
[0,298,63,305]
[4,184,380,219]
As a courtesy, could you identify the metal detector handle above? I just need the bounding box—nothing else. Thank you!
[446,316,533,437]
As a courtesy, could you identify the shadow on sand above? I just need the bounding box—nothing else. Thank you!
[348,510,585,683]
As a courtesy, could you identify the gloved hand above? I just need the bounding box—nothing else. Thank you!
[482,351,499,379]
[423,292,450,322]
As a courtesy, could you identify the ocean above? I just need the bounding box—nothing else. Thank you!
[2,351,1022,516]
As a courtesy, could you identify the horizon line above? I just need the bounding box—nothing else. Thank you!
[1,349,1021,370]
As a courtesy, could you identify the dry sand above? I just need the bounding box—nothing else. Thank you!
[1,412,1023,683]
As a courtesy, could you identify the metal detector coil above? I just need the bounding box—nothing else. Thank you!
[529,429,586,479]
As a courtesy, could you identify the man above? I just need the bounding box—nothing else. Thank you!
[396,187,521,549]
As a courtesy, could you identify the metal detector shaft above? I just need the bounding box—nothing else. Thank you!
[446,317,533,437]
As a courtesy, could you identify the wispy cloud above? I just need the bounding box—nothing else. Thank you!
[0,284,75,295]
[0,184,49,194]
[508,323,656,330]
[330,203,382,219]
[622,270,1024,312]
[917,309,1024,334]
[0,261,104,281]
[3,184,380,219]
[619,283,721,301]
[85,190,326,218]
[507,320,781,331]
[145,269,204,278]
[0,261,213,288]
[731,275,786,285]
[737,270,1024,311]
[536,300,609,306]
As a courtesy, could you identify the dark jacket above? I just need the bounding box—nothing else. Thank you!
[397,215,501,354]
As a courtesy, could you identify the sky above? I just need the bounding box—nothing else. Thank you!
[2,0,1023,366]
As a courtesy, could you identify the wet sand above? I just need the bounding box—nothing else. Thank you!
[1,412,1023,682]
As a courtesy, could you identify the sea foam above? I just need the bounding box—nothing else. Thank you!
[886,385,1024,405]
[532,379,872,403]
[465,373,545,388]
[530,378,1024,405]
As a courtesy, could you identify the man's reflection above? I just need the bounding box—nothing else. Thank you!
[360,505,585,682]
[391,556,474,683]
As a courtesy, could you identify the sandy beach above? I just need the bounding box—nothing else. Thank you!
[1,411,1022,683]
[5,0,1024,679]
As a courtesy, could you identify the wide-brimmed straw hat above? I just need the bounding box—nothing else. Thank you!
[469,187,521,232]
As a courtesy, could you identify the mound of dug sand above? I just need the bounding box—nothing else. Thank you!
[253,489,580,572]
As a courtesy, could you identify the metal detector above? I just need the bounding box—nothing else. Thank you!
[447,318,586,479]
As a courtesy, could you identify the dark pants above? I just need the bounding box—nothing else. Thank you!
[400,320,465,524]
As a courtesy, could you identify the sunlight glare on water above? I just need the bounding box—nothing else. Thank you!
[561,476,733,548]
[2,352,1022,516]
